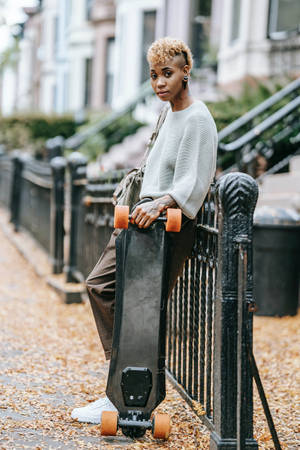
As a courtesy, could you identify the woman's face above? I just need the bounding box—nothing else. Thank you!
[149,56,189,103]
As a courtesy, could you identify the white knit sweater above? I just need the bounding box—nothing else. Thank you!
[140,100,218,219]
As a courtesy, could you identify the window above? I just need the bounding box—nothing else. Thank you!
[141,10,156,83]
[54,15,59,56]
[53,84,57,112]
[63,72,69,111]
[105,37,115,105]
[86,0,93,21]
[268,0,300,38]
[230,0,241,42]
[65,0,72,27]
[84,58,93,108]
[190,0,212,68]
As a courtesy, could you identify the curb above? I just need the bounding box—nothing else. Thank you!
[0,207,85,304]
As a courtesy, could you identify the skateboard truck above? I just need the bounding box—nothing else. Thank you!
[118,411,152,439]
[101,410,171,439]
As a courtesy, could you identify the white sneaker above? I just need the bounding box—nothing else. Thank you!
[71,396,117,424]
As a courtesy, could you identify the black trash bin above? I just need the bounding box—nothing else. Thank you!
[253,206,300,316]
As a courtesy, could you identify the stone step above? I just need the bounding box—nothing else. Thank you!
[260,173,300,194]
[257,191,300,211]
[99,125,152,171]
[290,154,300,173]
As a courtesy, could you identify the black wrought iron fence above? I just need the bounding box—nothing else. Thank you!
[79,174,121,278]
[66,153,126,282]
[0,150,13,208]
[18,157,53,252]
[167,186,217,424]
[166,173,259,449]
[65,152,88,283]
[0,147,267,447]
[0,151,66,273]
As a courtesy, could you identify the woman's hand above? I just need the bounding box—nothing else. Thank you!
[131,195,177,228]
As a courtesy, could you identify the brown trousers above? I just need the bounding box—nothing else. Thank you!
[86,217,196,360]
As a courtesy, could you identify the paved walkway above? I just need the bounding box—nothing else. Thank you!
[0,215,210,449]
[0,211,299,449]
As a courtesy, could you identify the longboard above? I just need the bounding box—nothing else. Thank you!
[101,206,181,439]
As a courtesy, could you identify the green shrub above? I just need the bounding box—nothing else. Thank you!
[78,112,145,161]
[207,79,278,132]
[0,122,31,150]
[78,133,107,161]
[0,114,77,151]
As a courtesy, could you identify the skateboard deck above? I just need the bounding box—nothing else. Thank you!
[105,222,169,433]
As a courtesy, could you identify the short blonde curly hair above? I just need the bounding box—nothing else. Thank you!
[147,37,193,69]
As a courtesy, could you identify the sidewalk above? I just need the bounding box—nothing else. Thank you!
[0,217,210,449]
[0,213,299,449]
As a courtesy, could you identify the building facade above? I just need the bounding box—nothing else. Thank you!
[1,0,299,116]
[66,0,95,112]
[39,0,57,113]
[8,0,115,115]
[17,6,42,112]
[55,0,70,114]
[217,0,300,87]
[90,0,116,108]
[112,0,162,108]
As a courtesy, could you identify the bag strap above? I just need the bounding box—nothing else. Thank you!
[140,104,170,169]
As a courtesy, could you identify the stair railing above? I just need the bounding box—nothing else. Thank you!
[218,77,300,143]
[217,77,300,177]
[64,81,154,151]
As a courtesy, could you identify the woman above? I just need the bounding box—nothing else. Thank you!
[71,37,218,424]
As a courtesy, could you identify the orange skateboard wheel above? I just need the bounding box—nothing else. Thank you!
[101,410,118,436]
[165,208,182,232]
[153,413,171,439]
[114,205,129,229]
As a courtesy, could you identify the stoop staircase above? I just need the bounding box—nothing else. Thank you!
[87,124,153,176]
[257,155,300,211]
[218,78,300,211]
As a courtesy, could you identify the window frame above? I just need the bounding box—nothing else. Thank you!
[268,0,300,40]
[140,9,157,84]
[230,0,241,44]
[104,36,115,106]
[84,57,93,108]
[190,0,212,68]
[86,0,93,21]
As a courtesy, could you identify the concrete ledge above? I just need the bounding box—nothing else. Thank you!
[257,191,300,211]
[46,274,86,304]
[0,206,85,304]
[261,173,300,194]
[290,155,300,173]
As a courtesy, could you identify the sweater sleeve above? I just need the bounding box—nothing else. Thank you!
[167,114,217,219]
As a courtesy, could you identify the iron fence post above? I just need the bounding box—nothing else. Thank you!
[210,172,258,449]
[50,156,67,274]
[46,136,65,161]
[66,151,87,283]
[10,151,25,231]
